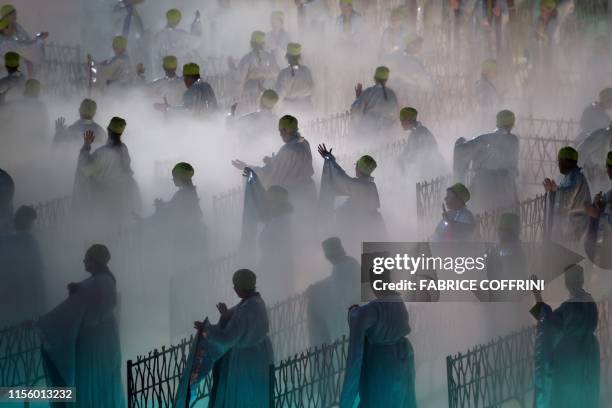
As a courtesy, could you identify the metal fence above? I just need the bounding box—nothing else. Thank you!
[32,195,71,231]
[447,301,612,408]
[36,42,87,98]
[474,194,549,242]
[0,323,45,390]
[416,175,452,239]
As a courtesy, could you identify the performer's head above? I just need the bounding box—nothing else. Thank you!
[404,33,424,55]
[232,269,257,298]
[563,264,584,294]
[481,59,497,80]
[278,115,298,142]
[107,117,126,145]
[14,205,36,232]
[355,155,377,178]
[399,107,418,130]
[182,63,200,88]
[497,213,521,244]
[445,183,470,211]
[270,11,284,31]
[322,237,347,264]
[250,31,265,51]
[84,244,111,273]
[557,146,578,175]
[112,36,128,56]
[162,55,178,78]
[4,51,19,73]
[79,98,97,120]
[339,0,354,17]
[172,162,194,187]
[373,66,389,86]
[496,109,515,132]
[260,89,278,111]
[166,8,181,28]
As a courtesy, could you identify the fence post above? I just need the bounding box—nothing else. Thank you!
[126,359,133,408]
[446,355,454,408]
[269,363,275,408]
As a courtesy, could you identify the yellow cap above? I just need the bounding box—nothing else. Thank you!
[271,10,284,21]
[0,16,9,30]
[279,115,298,131]
[166,8,181,25]
[448,183,470,203]
[79,98,97,118]
[261,89,279,109]
[374,66,390,81]
[356,155,377,176]
[4,51,18,68]
[24,79,41,97]
[496,109,516,127]
[286,42,302,57]
[558,146,578,161]
[182,62,200,76]
[251,30,266,45]
[399,107,418,122]
[107,116,127,135]
[112,35,128,50]
[541,0,556,10]
[163,55,178,71]
[172,162,194,179]
[232,269,257,291]
[0,4,15,18]
[340,0,353,5]
[481,59,497,74]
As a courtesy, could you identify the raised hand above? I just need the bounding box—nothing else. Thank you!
[83,130,95,147]
[355,83,363,98]
[55,117,66,133]
[216,302,228,316]
[530,274,543,302]
[232,159,247,170]
[442,204,449,221]
[317,143,333,159]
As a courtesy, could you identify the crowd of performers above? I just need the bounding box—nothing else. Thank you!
[1,0,612,407]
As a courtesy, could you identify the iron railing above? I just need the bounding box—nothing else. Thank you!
[0,323,45,389]
[447,301,612,408]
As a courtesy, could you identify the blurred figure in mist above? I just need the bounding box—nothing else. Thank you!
[582,36,612,101]
[192,269,273,408]
[454,109,519,213]
[148,162,205,260]
[2,79,50,151]
[240,168,293,301]
[73,117,142,230]
[474,59,502,127]
[275,43,314,116]
[543,146,591,243]
[0,167,14,232]
[152,9,202,79]
[93,35,138,90]
[233,31,280,95]
[384,33,434,96]
[305,237,360,346]
[336,0,364,41]
[584,151,612,269]
[266,11,291,66]
[232,115,316,218]
[527,0,559,72]
[35,244,124,407]
[147,55,185,106]
[155,63,218,116]
[350,66,399,141]
[227,89,279,160]
[339,267,417,408]
[110,0,146,59]
[0,206,45,327]
[577,120,612,193]
[53,98,106,147]
[318,145,386,249]
[530,265,599,408]
[397,107,447,182]
[0,4,47,68]
[0,51,25,101]
[379,7,411,57]
[432,182,476,242]
[576,88,612,145]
